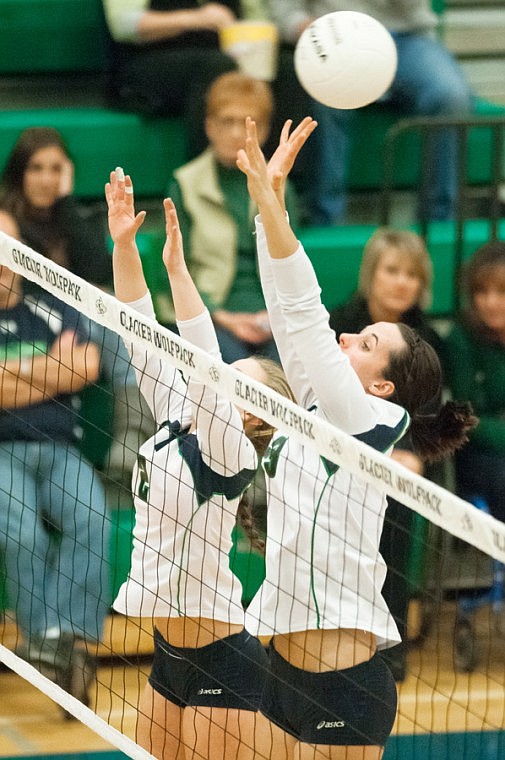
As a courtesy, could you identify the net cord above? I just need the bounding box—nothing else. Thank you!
[1,230,504,563]
[0,644,155,759]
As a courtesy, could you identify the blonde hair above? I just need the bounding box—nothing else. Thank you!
[248,356,295,456]
[205,71,273,126]
[358,228,433,310]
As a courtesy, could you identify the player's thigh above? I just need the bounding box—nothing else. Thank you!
[297,743,383,760]
[255,712,296,760]
[137,682,184,760]
[182,705,261,760]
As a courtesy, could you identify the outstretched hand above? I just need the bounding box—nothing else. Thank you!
[267,117,317,198]
[237,116,317,208]
[162,198,186,278]
[236,117,275,207]
[105,168,146,246]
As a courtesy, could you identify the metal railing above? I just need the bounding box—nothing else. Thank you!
[380,114,505,311]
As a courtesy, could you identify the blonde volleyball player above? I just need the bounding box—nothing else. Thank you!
[105,169,292,760]
[237,118,477,760]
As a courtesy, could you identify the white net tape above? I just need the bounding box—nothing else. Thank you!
[0,643,154,759]
[0,229,503,566]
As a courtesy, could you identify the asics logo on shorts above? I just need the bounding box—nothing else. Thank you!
[316,720,345,729]
[198,688,222,695]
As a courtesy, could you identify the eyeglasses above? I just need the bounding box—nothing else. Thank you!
[210,115,267,130]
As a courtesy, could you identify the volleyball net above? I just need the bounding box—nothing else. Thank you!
[0,229,504,757]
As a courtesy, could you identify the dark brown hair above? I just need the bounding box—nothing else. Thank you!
[461,240,505,342]
[384,323,477,462]
[0,127,71,218]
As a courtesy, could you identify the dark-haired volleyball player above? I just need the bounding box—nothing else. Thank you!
[237,117,477,760]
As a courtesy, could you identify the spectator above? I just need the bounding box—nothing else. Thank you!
[0,209,110,705]
[102,0,243,157]
[269,0,473,224]
[329,226,444,680]
[444,241,505,526]
[0,126,112,289]
[444,240,505,661]
[0,125,155,505]
[167,70,299,362]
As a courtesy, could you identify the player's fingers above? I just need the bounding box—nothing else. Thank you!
[124,175,135,200]
[280,119,293,143]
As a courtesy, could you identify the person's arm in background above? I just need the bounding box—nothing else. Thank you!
[103,0,237,44]
[0,330,99,409]
[0,207,100,407]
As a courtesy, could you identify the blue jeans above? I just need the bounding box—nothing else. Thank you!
[307,32,473,224]
[0,441,110,642]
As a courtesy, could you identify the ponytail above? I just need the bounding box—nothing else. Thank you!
[409,400,478,463]
[385,324,478,462]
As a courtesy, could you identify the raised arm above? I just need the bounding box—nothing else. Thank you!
[237,117,301,261]
[161,197,257,475]
[106,167,148,303]
[237,117,318,405]
[161,197,206,322]
[238,118,381,433]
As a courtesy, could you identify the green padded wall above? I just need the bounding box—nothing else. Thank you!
[299,219,505,317]
[0,109,188,198]
[0,0,108,73]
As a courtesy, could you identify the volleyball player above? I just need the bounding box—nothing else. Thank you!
[105,169,293,760]
[236,118,477,760]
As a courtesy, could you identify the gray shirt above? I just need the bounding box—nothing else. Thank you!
[268,0,436,43]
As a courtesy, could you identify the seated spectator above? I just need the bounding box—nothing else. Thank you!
[0,126,112,289]
[444,240,505,655]
[444,241,505,523]
[329,226,443,680]
[269,0,473,224]
[166,70,299,362]
[0,125,155,504]
[102,0,244,157]
[0,209,110,705]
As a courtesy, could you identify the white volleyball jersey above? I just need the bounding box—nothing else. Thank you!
[245,219,408,649]
[113,294,258,623]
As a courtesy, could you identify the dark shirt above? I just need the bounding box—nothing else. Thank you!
[329,293,444,356]
[116,0,242,53]
[444,321,505,456]
[19,196,112,290]
[0,293,89,443]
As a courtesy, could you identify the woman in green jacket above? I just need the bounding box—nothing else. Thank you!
[444,240,505,524]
